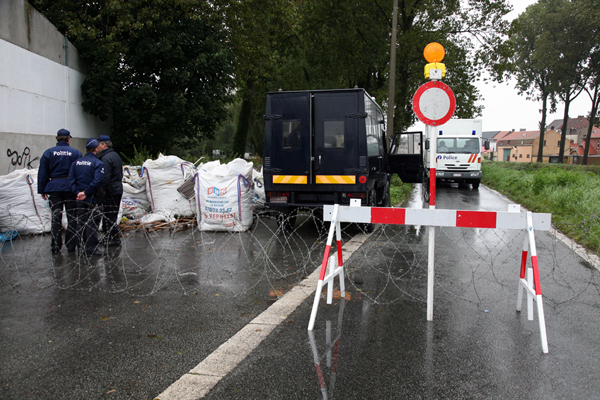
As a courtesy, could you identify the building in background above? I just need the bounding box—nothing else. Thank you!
[0,0,110,174]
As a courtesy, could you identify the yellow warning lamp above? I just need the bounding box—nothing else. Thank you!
[423,42,446,80]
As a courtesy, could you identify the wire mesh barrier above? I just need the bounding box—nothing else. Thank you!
[0,207,335,298]
[1,202,597,305]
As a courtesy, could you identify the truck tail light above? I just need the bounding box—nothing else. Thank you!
[347,192,366,199]
[267,192,289,198]
[267,192,289,204]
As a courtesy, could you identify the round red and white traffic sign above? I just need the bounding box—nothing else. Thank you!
[412,81,456,126]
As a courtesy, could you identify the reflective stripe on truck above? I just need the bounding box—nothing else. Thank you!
[273,175,308,184]
[316,175,356,184]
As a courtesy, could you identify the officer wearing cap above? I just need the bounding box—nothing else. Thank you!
[38,129,83,255]
[68,138,105,256]
[97,135,123,247]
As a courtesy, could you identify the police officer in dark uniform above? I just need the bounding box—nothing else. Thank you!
[68,138,105,256]
[97,135,123,247]
[38,128,83,255]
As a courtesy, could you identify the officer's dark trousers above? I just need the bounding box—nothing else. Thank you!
[48,191,78,252]
[76,202,101,253]
[101,193,122,245]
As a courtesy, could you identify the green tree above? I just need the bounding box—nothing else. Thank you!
[507,1,558,162]
[578,0,600,165]
[226,0,302,158]
[275,0,512,135]
[540,0,591,163]
[33,0,234,157]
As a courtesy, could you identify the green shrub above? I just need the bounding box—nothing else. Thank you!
[390,175,413,206]
[483,162,600,254]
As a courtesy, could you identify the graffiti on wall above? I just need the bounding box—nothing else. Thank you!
[7,147,39,172]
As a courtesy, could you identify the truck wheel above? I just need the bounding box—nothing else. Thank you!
[382,183,391,207]
[422,175,430,202]
[377,182,391,207]
[361,191,376,233]
[472,181,480,190]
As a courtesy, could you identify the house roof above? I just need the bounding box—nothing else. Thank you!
[482,131,500,140]
[546,116,590,131]
[498,130,541,141]
[571,143,599,156]
[545,119,563,130]
[492,131,512,140]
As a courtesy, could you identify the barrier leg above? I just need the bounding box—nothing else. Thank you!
[515,212,549,353]
[537,293,549,354]
[327,256,334,305]
[526,212,549,353]
[516,233,529,312]
[527,268,534,320]
[308,205,339,331]
[335,219,345,299]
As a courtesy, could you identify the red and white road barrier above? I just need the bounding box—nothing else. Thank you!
[308,202,552,354]
[308,205,345,331]
[516,211,549,353]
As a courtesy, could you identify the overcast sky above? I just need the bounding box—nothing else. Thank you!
[411,0,592,133]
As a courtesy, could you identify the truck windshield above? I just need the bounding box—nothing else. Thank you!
[437,138,479,153]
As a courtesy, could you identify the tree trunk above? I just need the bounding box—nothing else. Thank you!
[583,86,599,165]
[558,92,571,163]
[232,95,253,158]
[537,92,549,163]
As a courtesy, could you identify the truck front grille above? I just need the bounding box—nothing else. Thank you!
[444,164,469,170]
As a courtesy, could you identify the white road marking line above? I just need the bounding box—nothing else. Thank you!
[156,232,372,399]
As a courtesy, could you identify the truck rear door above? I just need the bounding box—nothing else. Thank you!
[388,132,424,183]
[264,92,311,184]
[312,91,359,184]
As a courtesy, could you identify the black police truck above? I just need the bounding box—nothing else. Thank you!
[263,88,422,228]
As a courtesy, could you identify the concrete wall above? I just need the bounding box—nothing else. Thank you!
[0,0,110,175]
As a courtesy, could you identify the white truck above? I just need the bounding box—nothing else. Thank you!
[426,119,487,189]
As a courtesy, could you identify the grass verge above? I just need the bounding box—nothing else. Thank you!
[482,162,600,254]
[390,175,413,206]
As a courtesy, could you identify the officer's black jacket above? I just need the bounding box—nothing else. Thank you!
[99,147,124,196]
[68,152,105,204]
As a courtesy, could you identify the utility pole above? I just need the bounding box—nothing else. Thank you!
[386,0,398,141]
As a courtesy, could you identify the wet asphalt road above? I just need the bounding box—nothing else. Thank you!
[2,184,600,399]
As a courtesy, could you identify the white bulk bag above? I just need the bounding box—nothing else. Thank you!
[122,166,148,202]
[252,166,265,207]
[196,158,254,231]
[121,167,149,218]
[0,169,51,234]
[120,198,150,219]
[142,155,197,218]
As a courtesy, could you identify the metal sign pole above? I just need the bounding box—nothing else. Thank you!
[426,124,436,321]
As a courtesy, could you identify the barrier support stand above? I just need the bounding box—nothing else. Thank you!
[315,203,552,353]
[308,204,345,331]
[516,211,549,353]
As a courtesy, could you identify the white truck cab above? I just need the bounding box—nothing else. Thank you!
[427,119,487,189]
